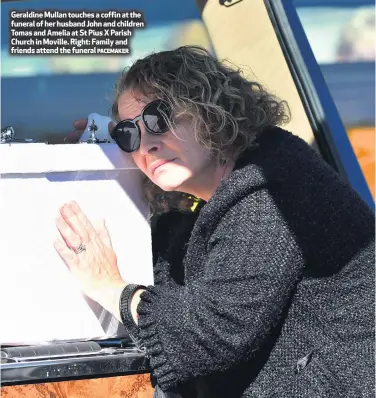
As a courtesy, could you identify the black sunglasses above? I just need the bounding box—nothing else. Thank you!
[111,100,171,153]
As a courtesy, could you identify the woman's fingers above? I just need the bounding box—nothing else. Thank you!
[94,218,113,249]
[59,202,95,244]
[53,237,79,269]
[65,130,84,143]
[108,121,116,134]
[64,119,88,143]
[74,118,88,130]
[70,201,97,238]
[58,201,112,252]
[56,215,82,249]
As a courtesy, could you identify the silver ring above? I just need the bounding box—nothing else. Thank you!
[74,243,86,254]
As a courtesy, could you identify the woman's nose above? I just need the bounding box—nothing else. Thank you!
[138,121,161,155]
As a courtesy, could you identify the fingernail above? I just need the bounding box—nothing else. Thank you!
[62,204,73,216]
[70,201,79,211]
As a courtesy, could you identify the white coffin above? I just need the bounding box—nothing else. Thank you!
[0,143,153,345]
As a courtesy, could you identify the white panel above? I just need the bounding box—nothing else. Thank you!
[0,143,153,344]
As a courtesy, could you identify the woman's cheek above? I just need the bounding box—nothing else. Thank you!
[131,153,147,175]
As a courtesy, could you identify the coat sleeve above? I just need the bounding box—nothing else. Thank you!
[152,257,182,289]
[135,190,306,391]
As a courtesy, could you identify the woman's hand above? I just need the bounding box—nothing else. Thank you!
[54,201,127,319]
[64,118,88,143]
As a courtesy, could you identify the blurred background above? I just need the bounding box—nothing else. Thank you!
[1,0,374,198]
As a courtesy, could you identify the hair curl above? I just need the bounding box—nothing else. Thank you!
[112,45,290,214]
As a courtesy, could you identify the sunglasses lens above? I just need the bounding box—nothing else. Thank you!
[143,101,170,134]
[113,121,140,152]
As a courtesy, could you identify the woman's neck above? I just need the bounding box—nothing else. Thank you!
[182,161,235,202]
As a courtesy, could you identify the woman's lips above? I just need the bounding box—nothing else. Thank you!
[150,158,176,174]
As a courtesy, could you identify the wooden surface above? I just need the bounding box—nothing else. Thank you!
[201,0,315,145]
[1,374,154,398]
[347,126,375,199]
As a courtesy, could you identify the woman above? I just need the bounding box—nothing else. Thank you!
[55,46,374,397]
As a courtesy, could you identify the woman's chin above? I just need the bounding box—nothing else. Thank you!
[153,175,189,193]
[156,182,183,192]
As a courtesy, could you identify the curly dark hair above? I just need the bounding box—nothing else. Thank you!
[112,45,290,214]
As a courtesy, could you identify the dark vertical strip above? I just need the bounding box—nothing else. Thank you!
[266,0,374,209]
[195,0,208,14]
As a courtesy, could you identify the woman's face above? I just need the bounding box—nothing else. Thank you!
[117,90,218,195]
